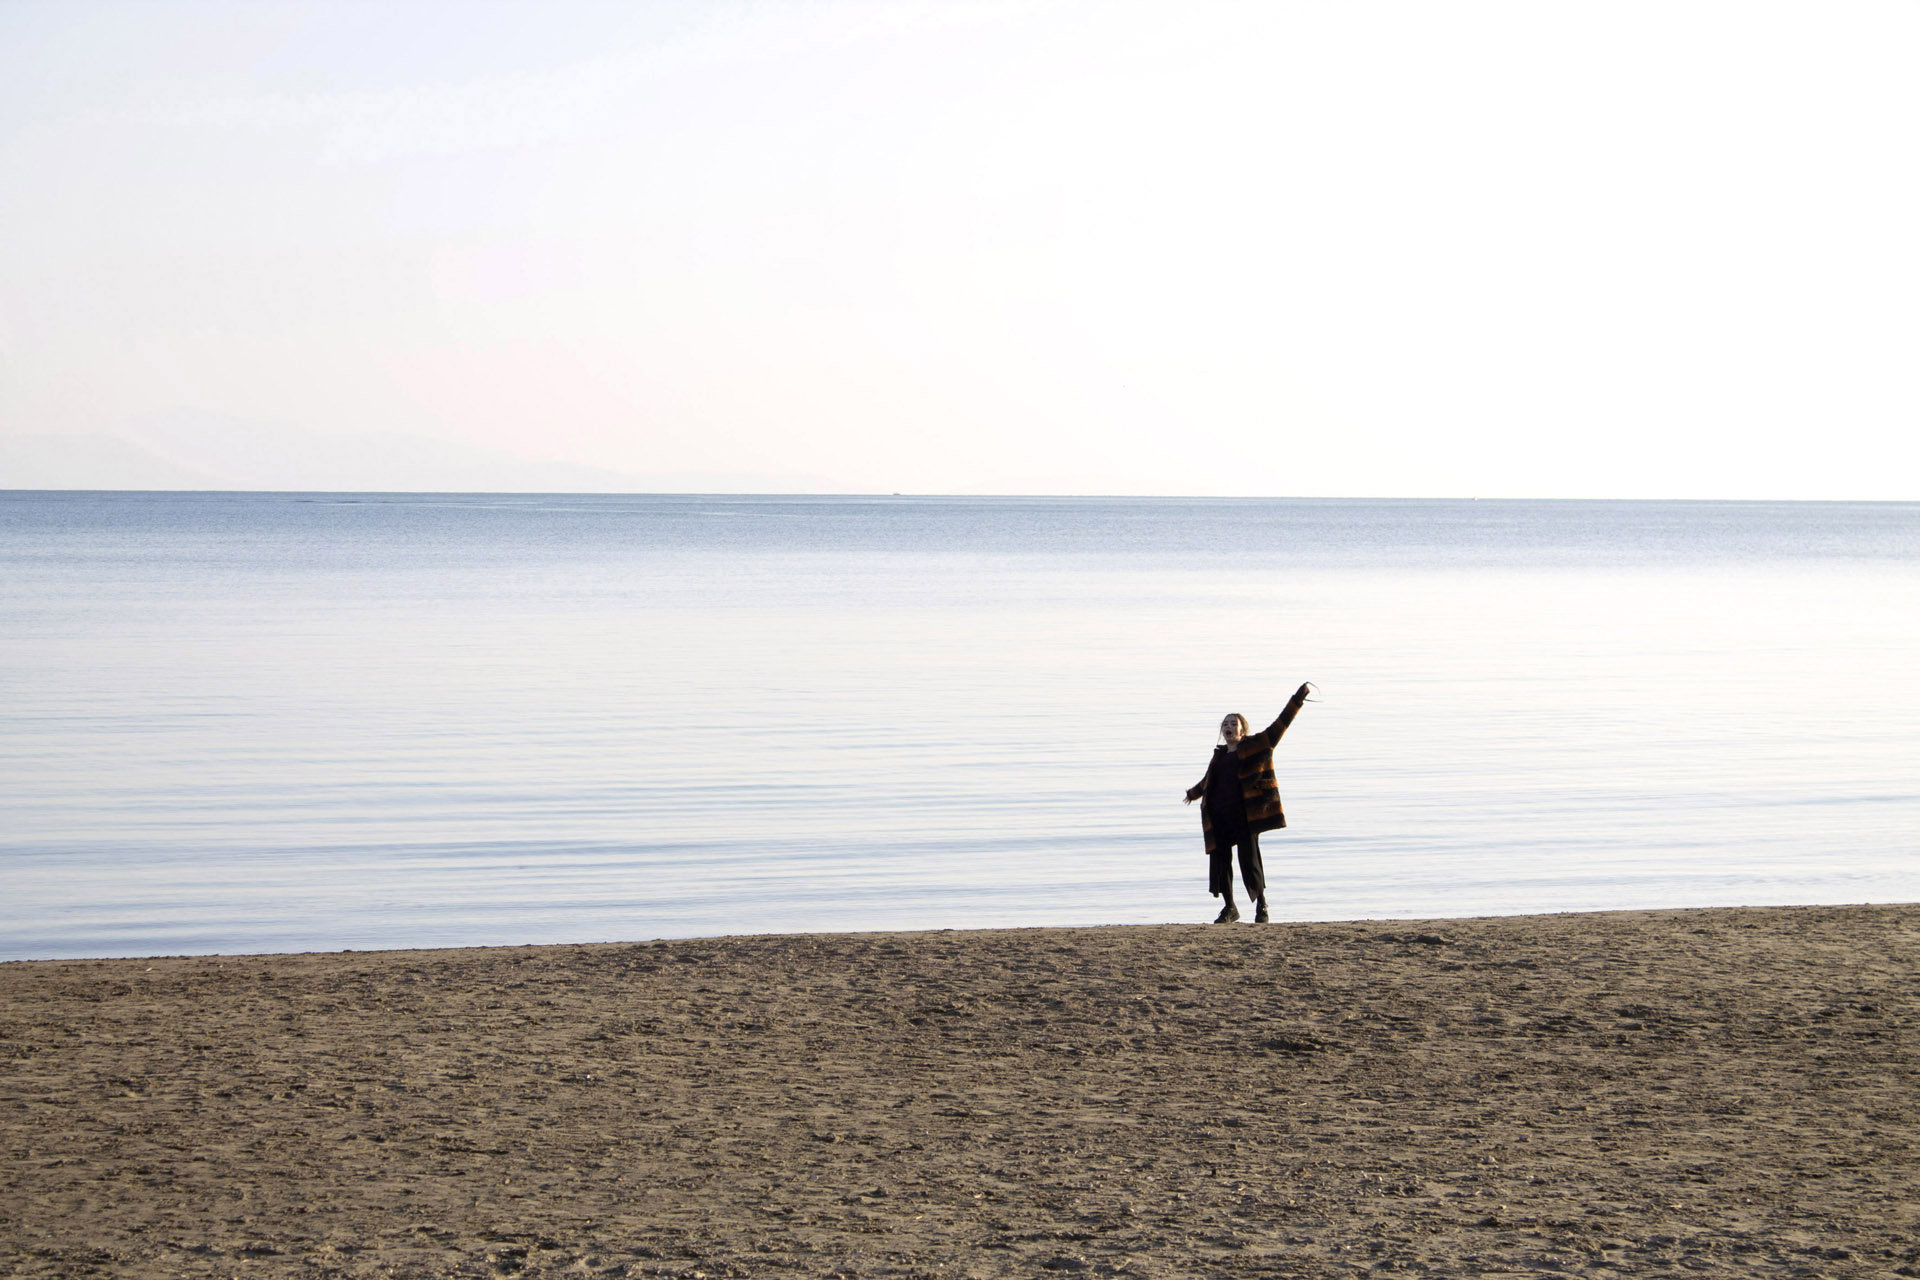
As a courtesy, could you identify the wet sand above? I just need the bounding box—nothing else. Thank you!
[2,904,1915,1278]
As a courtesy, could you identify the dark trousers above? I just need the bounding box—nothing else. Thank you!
[1209,830,1265,901]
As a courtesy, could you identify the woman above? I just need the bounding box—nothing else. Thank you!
[1183,682,1312,923]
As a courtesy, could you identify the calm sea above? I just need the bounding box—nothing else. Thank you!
[2,493,1915,960]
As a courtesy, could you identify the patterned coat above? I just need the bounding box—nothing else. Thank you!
[1184,684,1310,857]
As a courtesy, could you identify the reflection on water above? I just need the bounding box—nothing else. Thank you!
[2,494,1916,959]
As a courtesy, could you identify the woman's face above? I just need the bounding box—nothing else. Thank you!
[1220,716,1244,747]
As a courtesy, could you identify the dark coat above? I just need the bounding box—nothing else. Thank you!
[1184,684,1309,857]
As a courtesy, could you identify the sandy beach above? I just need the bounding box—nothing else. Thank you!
[2,904,1915,1278]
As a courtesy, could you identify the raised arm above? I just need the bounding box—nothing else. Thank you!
[1256,683,1312,749]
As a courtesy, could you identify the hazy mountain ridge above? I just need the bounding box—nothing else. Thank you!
[2,413,837,493]
[0,434,234,490]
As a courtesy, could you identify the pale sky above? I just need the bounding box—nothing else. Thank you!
[2,0,1916,496]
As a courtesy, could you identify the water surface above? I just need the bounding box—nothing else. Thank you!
[3,493,1915,959]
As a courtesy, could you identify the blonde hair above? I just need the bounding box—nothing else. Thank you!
[1220,713,1249,741]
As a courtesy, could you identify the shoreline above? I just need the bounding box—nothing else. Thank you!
[12,899,1915,967]
[4,903,1915,1277]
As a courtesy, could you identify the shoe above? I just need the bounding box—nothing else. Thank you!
[1213,904,1241,924]
[1254,904,1270,923]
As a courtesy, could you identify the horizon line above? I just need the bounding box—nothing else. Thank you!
[2,489,1915,505]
